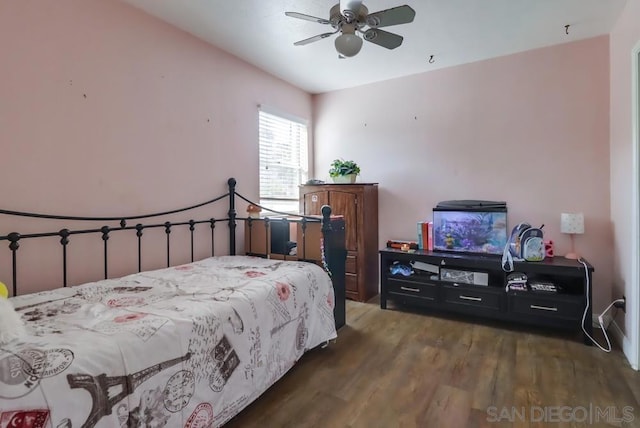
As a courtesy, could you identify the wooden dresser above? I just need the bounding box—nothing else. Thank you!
[300,183,378,302]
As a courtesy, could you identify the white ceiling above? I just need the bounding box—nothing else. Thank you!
[120,0,627,94]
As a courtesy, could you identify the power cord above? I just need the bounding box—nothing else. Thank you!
[579,258,624,352]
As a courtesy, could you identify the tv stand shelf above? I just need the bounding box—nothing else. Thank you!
[379,248,594,344]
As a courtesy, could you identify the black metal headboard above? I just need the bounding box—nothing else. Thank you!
[0,178,345,304]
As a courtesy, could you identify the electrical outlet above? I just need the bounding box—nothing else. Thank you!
[614,295,626,313]
[593,313,613,328]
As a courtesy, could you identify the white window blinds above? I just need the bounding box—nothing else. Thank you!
[259,109,309,213]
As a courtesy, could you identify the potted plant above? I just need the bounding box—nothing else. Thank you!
[329,159,360,184]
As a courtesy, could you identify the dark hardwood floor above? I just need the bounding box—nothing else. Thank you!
[226,299,640,428]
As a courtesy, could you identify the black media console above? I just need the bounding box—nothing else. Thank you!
[379,248,594,344]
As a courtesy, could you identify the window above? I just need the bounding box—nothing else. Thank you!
[259,108,309,213]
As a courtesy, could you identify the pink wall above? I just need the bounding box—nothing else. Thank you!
[610,0,640,364]
[0,0,624,328]
[0,0,311,294]
[313,36,613,311]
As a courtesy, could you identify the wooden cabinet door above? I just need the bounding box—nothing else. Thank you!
[296,221,322,261]
[245,220,268,256]
[328,191,358,252]
[303,190,328,216]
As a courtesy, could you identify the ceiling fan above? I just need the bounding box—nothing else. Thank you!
[285,0,416,58]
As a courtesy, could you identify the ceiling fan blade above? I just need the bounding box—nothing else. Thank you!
[294,32,336,46]
[285,11,330,25]
[365,5,416,28]
[362,29,404,49]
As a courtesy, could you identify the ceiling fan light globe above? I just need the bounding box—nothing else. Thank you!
[334,33,363,57]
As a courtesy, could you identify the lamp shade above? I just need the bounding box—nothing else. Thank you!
[335,33,363,57]
[561,213,584,234]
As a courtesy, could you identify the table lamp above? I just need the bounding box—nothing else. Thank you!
[560,212,584,259]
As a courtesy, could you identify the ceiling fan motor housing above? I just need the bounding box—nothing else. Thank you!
[340,1,364,13]
[330,3,368,28]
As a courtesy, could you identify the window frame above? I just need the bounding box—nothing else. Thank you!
[257,105,311,214]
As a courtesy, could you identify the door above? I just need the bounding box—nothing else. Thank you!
[328,191,358,252]
[635,47,640,369]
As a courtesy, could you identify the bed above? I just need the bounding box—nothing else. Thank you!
[0,178,346,428]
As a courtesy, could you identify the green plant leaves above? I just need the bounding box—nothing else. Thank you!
[328,159,360,177]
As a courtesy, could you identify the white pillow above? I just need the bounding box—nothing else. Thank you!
[0,298,28,345]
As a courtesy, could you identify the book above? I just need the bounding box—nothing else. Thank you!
[416,221,430,250]
[427,221,434,251]
[422,221,428,250]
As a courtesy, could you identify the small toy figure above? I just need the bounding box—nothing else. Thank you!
[445,233,454,249]
[246,204,262,219]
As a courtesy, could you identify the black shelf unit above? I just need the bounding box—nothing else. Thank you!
[380,248,594,344]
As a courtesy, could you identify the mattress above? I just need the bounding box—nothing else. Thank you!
[0,256,337,428]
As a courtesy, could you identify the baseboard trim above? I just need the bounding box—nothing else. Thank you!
[591,314,638,370]
[610,319,638,370]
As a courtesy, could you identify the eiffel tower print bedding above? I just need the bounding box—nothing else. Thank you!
[0,256,337,428]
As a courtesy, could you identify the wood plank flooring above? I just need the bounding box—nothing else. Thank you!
[225,299,640,428]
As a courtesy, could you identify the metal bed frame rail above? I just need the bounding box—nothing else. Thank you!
[0,178,341,299]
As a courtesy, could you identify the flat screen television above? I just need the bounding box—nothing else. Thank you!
[432,208,507,255]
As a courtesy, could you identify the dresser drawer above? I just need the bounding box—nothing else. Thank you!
[346,255,357,274]
[387,278,437,301]
[346,273,358,293]
[442,285,502,311]
[509,293,583,320]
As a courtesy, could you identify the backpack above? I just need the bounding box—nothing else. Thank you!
[502,223,545,271]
